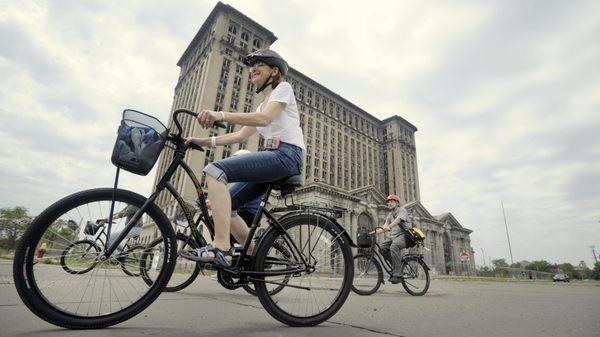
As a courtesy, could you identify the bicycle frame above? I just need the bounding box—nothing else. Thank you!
[362,239,427,277]
[103,108,311,279]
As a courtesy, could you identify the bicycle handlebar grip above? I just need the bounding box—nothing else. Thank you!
[186,142,204,152]
[173,109,226,134]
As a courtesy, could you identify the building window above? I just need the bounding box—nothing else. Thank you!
[241,31,249,41]
[228,22,238,35]
[253,37,262,48]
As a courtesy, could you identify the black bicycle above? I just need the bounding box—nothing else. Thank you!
[351,227,430,296]
[139,205,291,295]
[59,219,145,277]
[13,108,355,328]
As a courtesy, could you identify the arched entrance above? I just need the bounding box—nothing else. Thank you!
[357,212,374,238]
[443,233,453,274]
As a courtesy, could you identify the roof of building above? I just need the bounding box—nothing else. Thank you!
[289,67,384,125]
[177,1,277,66]
[381,115,418,131]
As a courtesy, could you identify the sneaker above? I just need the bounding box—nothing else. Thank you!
[389,276,401,284]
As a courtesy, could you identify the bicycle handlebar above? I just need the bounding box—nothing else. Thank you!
[368,226,385,235]
[171,108,226,152]
[173,108,226,136]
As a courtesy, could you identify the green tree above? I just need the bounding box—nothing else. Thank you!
[0,206,31,250]
[492,258,509,269]
[527,260,552,273]
[558,263,575,278]
[510,262,522,268]
[592,262,600,281]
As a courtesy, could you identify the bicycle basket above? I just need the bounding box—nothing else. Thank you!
[357,232,374,248]
[84,221,99,235]
[111,109,168,176]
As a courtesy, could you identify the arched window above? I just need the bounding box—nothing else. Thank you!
[357,213,373,233]
[228,23,238,35]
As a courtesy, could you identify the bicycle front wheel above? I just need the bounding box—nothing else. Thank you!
[253,213,353,326]
[13,188,177,329]
[351,254,383,295]
[400,257,430,296]
[60,240,101,275]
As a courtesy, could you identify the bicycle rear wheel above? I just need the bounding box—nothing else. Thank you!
[243,239,291,297]
[13,188,176,329]
[253,213,353,326]
[400,257,430,296]
[351,254,383,295]
[142,232,204,292]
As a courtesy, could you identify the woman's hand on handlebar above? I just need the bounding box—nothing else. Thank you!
[184,137,211,147]
[373,226,389,235]
[197,109,224,129]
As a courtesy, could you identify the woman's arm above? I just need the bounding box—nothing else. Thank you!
[196,101,286,128]
[185,126,257,147]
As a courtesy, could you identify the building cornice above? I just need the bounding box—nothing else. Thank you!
[177,1,277,67]
[381,115,418,132]
[289,67,384,125]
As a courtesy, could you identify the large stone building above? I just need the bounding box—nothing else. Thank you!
[152,2,475,275]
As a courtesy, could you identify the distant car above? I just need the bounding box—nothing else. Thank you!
[553,273,570,282]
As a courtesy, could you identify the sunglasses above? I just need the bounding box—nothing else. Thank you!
[250,62,270,71]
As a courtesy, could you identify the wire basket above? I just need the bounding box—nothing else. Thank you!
[356,232,374,248]
[111,109,168,176]
[84,221,100,236]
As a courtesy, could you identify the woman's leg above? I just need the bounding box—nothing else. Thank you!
[206,175,232,251]
[202,149,301,258]
[230,215,255,255]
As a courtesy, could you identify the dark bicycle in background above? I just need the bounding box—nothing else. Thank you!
[352,226,430,296]
[59,218,145,277]
[13,108,355,329]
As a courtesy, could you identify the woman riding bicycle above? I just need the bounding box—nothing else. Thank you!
[182,49,305,267]
[376,194,413,284]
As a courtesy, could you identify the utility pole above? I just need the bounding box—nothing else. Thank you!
[481,248,486,267]
[501,200,514,265]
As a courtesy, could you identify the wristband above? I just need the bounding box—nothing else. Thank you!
[219,111,225,121]
[210,136,217,148]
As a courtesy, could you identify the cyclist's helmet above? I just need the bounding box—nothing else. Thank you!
[386,194,400,203]
[243,49,289,76]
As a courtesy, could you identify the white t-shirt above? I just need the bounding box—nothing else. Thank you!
[256,82,306,151]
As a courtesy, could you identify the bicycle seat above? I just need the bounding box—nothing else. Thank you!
[272,174,303,196]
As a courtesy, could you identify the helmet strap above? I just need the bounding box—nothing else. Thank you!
[255,73,273,94]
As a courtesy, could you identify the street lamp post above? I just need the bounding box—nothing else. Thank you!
[501,200,514,265]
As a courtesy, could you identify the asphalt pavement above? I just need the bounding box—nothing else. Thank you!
[1,260,599,337]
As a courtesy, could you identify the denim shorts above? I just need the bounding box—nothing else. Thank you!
[203,142,304,218]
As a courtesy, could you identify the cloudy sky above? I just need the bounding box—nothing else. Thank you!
[1,0,599,267]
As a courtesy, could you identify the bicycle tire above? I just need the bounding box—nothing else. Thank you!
[351,254,383,296]
[253,213,353,326]
[120,244,146,277]
[141,232,204,292]
[60,240,100,274]
[242,239,292,297]
[400,257,430,296]
[13,188,177,329]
